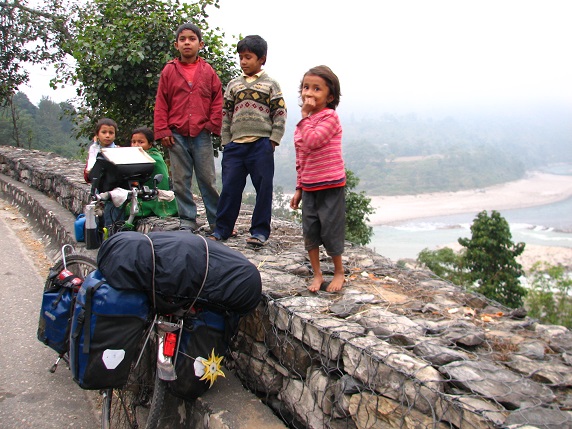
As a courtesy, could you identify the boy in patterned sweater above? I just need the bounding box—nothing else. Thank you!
[209,35,287,246]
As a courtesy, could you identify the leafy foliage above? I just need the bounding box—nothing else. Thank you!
[58,0,238,146]
[0,0,69,104]
[271,186,298,221]
[417,247,467,286]
[265,170,374,246]
[525,262,572,328]
[458,210,526,308]
[2,0,237,149]
[344,170,374,245]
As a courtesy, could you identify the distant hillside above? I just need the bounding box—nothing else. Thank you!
[3,93,570,197]
[273,106,572,195]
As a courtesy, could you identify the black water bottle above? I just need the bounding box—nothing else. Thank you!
[84,203,100,250]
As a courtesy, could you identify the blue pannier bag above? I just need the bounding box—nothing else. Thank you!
[70,270,149,390]
[37,267,83,355]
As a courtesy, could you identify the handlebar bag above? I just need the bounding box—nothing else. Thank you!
[69,270,150,390]
[37,267,83,355]
[89,147,155,194]
[167,309,237,400]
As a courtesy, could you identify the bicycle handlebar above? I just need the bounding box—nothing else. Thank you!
[92,174,164,224]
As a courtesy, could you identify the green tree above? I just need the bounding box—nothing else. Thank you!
[58,0,238,146]
[417,247,467,285]
[345,169,374,246]
[526,262,572,328]
[0,0,69,104]
[0,93,35,147]
[458,210,526,308]
[2,0,237,150]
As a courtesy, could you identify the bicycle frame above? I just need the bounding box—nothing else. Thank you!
[138,312,186,383]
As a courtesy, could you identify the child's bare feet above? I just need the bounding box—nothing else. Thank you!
[326,274,344,292]
[308,275,325,293]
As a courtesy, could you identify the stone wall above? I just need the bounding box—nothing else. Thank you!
[1,146,571,429]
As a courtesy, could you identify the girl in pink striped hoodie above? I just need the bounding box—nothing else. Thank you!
[290,66,346,293]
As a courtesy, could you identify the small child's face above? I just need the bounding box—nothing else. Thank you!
[131,133,152,151]
[175,29,204,63]
[239,50,265,76]
[97,125,116,147]
[301,74,333,114]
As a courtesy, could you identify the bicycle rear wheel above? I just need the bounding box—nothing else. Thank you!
[44,254,98,290]
[101,390,112,429]
[106,327,158,428]
[144,374,167,429]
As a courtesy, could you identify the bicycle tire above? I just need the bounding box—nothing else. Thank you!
[108,327,157,428]
[44,254,98,291]
[144,374,167,429]
[101,389,112,429]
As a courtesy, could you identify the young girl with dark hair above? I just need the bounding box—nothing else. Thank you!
[290,66,345,293]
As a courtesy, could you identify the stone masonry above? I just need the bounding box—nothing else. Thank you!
[1,146,571,429]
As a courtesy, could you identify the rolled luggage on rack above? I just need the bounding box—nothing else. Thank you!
[96,231,263,315]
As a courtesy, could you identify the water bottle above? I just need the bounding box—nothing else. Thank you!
[84,203,101,250]
[74,214,86,242]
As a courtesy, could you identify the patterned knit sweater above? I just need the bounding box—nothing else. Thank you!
[294,108,345,191]
[221,73,287,145]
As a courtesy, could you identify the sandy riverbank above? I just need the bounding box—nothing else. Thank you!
[368,172,572,225]
[367,172,572,271]
[438,242,572,273]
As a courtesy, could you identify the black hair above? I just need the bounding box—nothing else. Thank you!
[95,118,118,135]
[300,65,342,110]
[131,127,155,145]
[237,35,267,62]
[175,23,202,42]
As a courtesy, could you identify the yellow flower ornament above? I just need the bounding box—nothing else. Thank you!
[194,348,225,387]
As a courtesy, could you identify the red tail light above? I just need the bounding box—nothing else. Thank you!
[163,332,177,357]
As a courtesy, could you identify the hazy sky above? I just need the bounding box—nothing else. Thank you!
[21,0,572,116]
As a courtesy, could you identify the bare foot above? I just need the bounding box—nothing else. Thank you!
[308,276,325,293]
[326,274,344,292]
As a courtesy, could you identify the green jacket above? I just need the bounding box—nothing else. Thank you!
[126,147,178,218]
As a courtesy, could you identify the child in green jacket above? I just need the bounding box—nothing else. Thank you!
[129,127,178,218]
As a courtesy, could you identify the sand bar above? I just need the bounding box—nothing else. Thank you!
[368,172,572,226]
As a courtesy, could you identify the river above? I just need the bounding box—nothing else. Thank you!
[367,196,572,262]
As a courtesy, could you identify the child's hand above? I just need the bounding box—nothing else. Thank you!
[160,136,175,148]
[290,189,302,210]
[301,98,316,118]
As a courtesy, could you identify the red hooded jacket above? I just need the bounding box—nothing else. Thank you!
[154,57,223,140]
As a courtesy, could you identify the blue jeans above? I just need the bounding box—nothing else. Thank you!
[169,130,219,227]
[214,138,274,240]
[103,201,125,229]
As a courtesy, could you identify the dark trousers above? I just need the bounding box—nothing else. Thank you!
[215,138,274,240]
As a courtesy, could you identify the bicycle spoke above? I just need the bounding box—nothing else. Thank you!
[109,333,156,429]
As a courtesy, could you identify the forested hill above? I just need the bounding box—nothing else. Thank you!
[274,102,572,195]
[2,93,571,196]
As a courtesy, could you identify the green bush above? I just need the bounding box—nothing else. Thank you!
[417,247,468,286]
[526,262,572,328]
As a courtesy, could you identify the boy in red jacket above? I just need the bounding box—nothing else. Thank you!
[154,23,223,232]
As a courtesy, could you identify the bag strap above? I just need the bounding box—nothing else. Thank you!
[143,235,157,310]
[186,235,210,315]
[82,280,106,354]
[143,234,209,315]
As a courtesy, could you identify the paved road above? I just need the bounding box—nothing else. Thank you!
[0,202,99,428]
